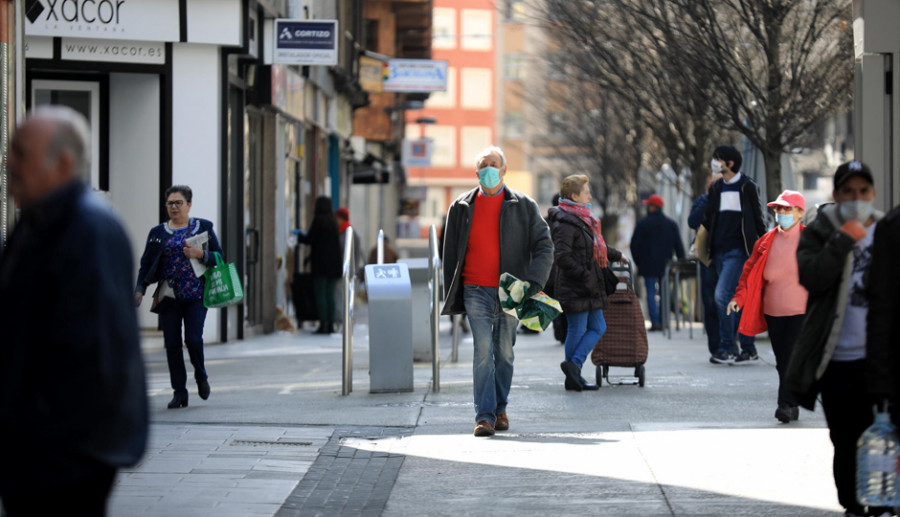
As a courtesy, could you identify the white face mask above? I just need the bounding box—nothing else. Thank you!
[710,159,723,174]
[839,200,874,222]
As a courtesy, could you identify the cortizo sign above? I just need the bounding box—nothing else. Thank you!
[24,0,180,42]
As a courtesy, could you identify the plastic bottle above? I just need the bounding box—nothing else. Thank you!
[857,409,900,507]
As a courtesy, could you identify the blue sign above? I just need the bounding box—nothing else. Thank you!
[274,19,338,65]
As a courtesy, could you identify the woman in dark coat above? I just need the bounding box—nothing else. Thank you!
[296,196,342,333]
[548,175,627,391]
[135,185,224,409]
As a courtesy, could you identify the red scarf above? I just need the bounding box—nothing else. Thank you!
[339,221,351,233]
[559,199,608,267]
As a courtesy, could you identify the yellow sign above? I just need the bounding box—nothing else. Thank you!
[359,55,384,93]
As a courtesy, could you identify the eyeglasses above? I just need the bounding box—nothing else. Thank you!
[166,200,185,207]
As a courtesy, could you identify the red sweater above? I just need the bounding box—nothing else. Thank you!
[462,189,503,287]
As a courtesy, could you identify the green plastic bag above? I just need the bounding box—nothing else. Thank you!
[203,252,244,308]
[498,272,563,331]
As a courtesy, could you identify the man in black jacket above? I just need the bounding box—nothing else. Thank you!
[0,106,148,516]
[703,145,766,364]
[631,193,685,331]
[788,161,882,517]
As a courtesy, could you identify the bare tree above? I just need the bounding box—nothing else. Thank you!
[672,0,853,203]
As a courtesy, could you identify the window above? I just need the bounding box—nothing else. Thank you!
[504,113,525,139]
[538,173,558,205]
[460,126,492,167]
[460,68,492,109]
[461,9,492,51]
[505,0,527,21]
[425,125,457,168]
[504,54,526,80]
[432,8,457,50]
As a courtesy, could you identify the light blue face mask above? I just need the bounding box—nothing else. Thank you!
[839,200,874,222]
[776,213,795,229]
[478,166,501,189]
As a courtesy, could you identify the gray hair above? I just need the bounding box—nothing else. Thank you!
[30,105,91,180]
[473,145,506,169]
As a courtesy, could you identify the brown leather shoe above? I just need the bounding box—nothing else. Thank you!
[474,420,495,437]
[495,413,509,431]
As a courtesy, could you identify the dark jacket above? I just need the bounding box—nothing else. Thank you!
[630,211,685,278]
[547,207,623,313]
[866,205,900,400]
[135,217,224,295]
[787,204,883,410]
[703,174,766,256]
[298,216,342,279]
[0,183,148,488]
[688,194,708,230]
[441,186,554,315]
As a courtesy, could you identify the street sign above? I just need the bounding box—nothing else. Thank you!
[274,19,338,65]
[383,59,449,93]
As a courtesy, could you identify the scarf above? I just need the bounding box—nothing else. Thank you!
[339,221,351,233]
[559,198,608,267]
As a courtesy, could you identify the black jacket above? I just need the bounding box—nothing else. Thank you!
[630,211,685,278]
[787,203,882,410]
[866,205,900,400]
[703,174,766,256]
[0,183,148,489]
[547,207,623,314]
[297,216,342,279]
[441,186,553,315]
[135,217,224,295]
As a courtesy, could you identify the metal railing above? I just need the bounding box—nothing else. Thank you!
[341,226,355,396]
[428,225,441,392]
[376,229,384,264]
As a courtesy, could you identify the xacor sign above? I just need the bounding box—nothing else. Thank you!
[38,0,126,25]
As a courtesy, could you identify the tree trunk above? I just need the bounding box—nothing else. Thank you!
[762,147,783,208]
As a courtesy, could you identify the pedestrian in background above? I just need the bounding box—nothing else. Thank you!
[688,173,724,357]
[442,145,553,437]
[727,190,807,423]
[367,234,399,265]
[630,193,685,331]
[787,161,884,517]
[702,145,766,364]
[135,184,224,409]
[0,106,148,516]
[295,196,342,334]
[548,174,627,391]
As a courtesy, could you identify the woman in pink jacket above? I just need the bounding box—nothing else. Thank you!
[727,190,808,423]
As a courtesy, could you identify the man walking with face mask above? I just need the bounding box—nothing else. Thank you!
[702,145,766,364]
[787,161,884,517]
[442,145,554,437]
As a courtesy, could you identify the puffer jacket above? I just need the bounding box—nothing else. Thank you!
[547,207,623,314]
[866,206,900,400]
[786,203,883,410]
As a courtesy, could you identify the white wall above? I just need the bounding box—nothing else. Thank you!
[172,43,222,342]
[108,73,161,330]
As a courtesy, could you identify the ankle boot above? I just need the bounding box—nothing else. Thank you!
[167,394,188,409]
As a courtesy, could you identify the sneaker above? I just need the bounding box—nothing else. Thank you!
[474,420,495,437]
[733,351,759,364]
[709,351,734,364]
[495,413,509,431]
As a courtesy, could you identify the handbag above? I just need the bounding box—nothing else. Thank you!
[602,267,618,296]
[150,280,175,314]
[203,252,244,308]
[693,225,712,267]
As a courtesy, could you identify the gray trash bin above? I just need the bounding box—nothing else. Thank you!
[364,263,413,393]
[398,257,432,362]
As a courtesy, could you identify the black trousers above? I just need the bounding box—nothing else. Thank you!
[764,314,803,407]
[819,359,875,515]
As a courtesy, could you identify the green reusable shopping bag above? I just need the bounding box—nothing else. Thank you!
[498,272,563,331]
[203,252,244,308]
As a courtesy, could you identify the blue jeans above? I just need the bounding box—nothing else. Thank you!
[160,299,209,397]
[643,277,660,325]
[463,284,517,425]
[699,264,722,355]
[564,309,607,369]
[714,249,756,356]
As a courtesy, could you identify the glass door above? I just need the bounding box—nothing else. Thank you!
[30,79,103,190]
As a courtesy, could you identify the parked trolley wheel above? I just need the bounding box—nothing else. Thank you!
[636,364,645,387]
[596,364,603,387]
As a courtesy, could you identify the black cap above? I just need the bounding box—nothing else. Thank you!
[833,160,874,189]
[713,145,743,173]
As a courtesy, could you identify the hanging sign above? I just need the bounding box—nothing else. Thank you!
[273,19,338,65]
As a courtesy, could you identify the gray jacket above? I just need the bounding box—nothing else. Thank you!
[441,186,554,315]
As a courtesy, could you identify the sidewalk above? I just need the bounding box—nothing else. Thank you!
[110,313,842,516]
